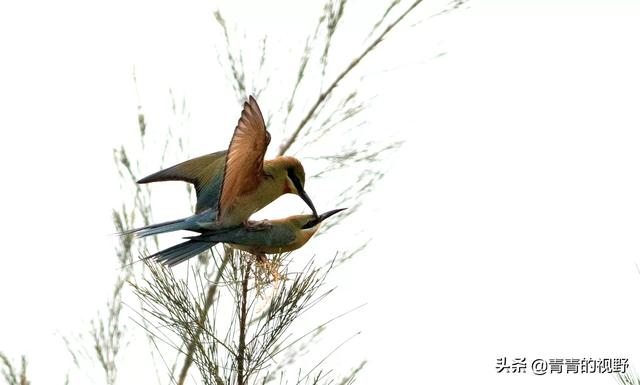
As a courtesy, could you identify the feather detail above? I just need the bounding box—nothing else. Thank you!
[218,96,271,220]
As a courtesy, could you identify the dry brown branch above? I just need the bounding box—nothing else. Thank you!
[237,260,251,385]
[277,0,425,156]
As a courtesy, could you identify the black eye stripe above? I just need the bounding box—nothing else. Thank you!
[287,168,304,191]
[301,218,319,229]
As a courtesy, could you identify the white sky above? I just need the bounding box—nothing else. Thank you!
[1,0,640,384]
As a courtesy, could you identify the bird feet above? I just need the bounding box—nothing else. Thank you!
[245,219,272,231]
[255,252,268,264]
[253,253,283,282]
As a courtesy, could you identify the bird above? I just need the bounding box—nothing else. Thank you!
[147,208,346,267]
[123,96,317,238]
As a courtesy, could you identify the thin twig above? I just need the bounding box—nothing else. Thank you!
[238,260,251,385]
[297,332,361,384]
[176,253,230,385]
[277,0,424,155]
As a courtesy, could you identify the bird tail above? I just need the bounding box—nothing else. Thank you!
[150,240,217,267]
[119,217,190,238]
[119,210,217,238]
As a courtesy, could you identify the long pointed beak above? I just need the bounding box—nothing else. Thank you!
[298,189,318,218]
[317,208,347,223]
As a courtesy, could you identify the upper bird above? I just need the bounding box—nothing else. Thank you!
[148,208,347,267]
[125,96,317,238]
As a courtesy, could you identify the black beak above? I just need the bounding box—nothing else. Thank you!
[301,208,347,229]
[287,169,318,218]
[298,189,318,218]
[318,208,347,222]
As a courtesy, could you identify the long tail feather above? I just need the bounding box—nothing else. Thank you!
[150,240,217,267]
[119,209,217,239]
[119,217,189,238]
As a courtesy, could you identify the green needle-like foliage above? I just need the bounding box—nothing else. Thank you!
[2,1,468,384]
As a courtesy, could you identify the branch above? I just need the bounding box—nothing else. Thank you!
[237,260,251,385]
[0,353,30,385]
[277,0,424,155]
[176,253,230,385]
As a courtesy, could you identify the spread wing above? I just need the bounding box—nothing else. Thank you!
[218,96,270,218]
[137,151,227,214]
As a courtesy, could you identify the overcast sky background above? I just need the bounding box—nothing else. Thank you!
[1,0,640,384]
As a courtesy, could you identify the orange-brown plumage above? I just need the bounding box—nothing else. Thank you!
[218,97,271,220]
[127,96,317,238]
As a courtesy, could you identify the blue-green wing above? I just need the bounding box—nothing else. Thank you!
[138,150,227,214]
[192,223,296,248]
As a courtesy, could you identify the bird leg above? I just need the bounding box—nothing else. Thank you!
[254,252,268,264]
[244,219,272,231]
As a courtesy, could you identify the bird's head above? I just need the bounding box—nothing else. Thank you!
[281,157,318,217]
[290,208,347,232]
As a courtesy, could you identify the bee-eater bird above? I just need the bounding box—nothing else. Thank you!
[125,96,317,238]
[148,208,346,267]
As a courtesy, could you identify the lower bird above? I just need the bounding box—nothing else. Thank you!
[148,208,346,267]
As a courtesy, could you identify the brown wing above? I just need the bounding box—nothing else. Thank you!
[218,96,270,218]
